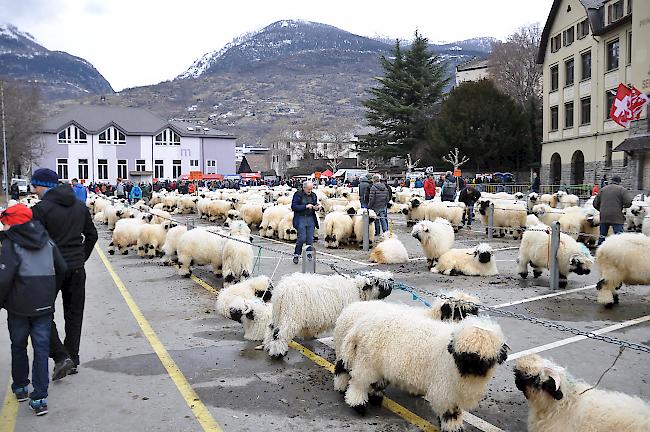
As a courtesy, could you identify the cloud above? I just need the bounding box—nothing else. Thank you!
[0,0,63,24]
[84,0,106,15]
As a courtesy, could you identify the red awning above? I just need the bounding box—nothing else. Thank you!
[321,169,334,177]
[240,172,261,179]
[202,174,224,180]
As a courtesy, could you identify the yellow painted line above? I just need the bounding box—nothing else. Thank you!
[96,245,222,432]
[191,274,438,432]
[0,382,18,432]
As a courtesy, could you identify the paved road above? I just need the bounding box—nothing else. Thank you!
[1,214,649,432]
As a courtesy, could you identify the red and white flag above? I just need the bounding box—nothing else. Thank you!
[609,83,650,128]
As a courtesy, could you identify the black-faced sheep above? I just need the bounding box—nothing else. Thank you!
[477,199,527,239]
[515,354,650,432]
[215,275,273,319]
[161,225,188,265]
[339,315,507,431]
[176,227,226,277]
[432,243,498,276]
[351,209,377,246]
[108,218,145,255]
[222,221,254,285]
[324,210,355,248]
[277,212,297,241]
[368,232,408,264]
[223,209,241,227]
[625,202,647,232]
[517,224,593,288]
[595,233,650,307]
[411,219,455,269]
[137,221,175,258]
[263,270,393,358]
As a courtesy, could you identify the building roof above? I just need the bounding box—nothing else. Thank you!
[537,0,630,64]
[613,135,650,152]
[42,105,234,139]
[456,58,488,72]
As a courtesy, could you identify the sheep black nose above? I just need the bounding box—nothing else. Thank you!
[378,287,392,299]
[229,308,243,323]
[262,291,272,302]
[478,252,492,264]
[412,233,420,240]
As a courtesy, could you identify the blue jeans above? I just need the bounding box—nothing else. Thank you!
[598,223,624,245]
[463,201,476,225]
[294,216,316,256]
[7,313,52,400]
[374,208,389,236]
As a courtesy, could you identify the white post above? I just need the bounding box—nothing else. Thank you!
[549,221,561,290]
[487,203,495,238]
[302,245,316,273]
[362,210,370,252]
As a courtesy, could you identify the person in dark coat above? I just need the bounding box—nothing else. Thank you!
[358,175,371,209]
[291,181,320,264]
[368,174,391,235]
[531,172,541,193]
[459,185,481,227]
[0,204,66,415]
[10,182,20,200]
[30,168,98,381]
[593,175,633,245]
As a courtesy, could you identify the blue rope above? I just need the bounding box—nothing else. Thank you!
[392,281,432,308]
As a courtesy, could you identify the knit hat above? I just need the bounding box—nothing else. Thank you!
[611,175,622,184]
[31,168,59,188]
[0,204,33,226]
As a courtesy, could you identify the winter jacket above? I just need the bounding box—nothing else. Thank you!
[72,183,87,202]
[441,176,457,199]
[0,220,67,316]
[358,178,371,205]
[424,178,436,198]
[593,184,634,224]
[414,179,424,188]
[130,185,143,200]
[291,190,319,229]
[116,182,125,196]
[531,176,541,193]
[459,186,481,205]
[31,185,98,269]
[368,182,391,210]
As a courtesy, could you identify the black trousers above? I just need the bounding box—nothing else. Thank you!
[50,267,86,365]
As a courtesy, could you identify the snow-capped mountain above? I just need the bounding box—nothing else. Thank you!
[0,23,113,100]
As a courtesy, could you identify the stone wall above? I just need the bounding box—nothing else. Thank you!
[540,157,641,191]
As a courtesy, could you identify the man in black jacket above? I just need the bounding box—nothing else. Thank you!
[459,185,481,227]
[30,168,98,380]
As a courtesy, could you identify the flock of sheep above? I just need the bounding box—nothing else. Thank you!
[66,182,650,431]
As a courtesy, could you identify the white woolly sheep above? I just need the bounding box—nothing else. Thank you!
[540,193,558,208]
[411,219,455,269]
[137,221,174,258]
[228,297,273,341]
[401,197,428,225]
[369,232,408,264]
[554,190,579,209]
[176,196,198,214]
[263,270,394,358]
[324,211,355,248]
[515,354,650,432]
[260,205,291,238]
[527,192,539,212]
[595,233,650,307]
[339,315,507,431]
[162,195,178,212]
[215,275,273,318]
[625,202,647,232]
[176,227,226,277]
[93,211,105,224]
[108,218,145,255]
[526,214,542,227]
[221,221,254,285]
[104,205,125,230]
[517,224,594,288]
[477,199,527,239]
[239,203,263,228]
[432,243,498,276]
[532,204,565,226]
[150,208,172,224]
[350,209,377,246]
[277,212,297,241]
[207,199,235,222]
[161,225,187,265]
[196,198,212,219]
[224,209,241,227]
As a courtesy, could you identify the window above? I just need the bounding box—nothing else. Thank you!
[550,106,559,131]
[580,97,591,125]
[564,102,574,128]
[628,0,632,14]
[154,160,164,178]
[117,160,127,180]
[550,65,559,91]
[189,159,199,168]
[286,154,291,162]
[581,51,591,80]
[56,158,68,181]
[154,128,181,146]
[78,158,88,180]
[98,159,108,180]
[562,27,574,47]
[605,141,613,168]
[172,160,182,179]
[627,31,632,65]
[551,34,561,53]
[565,58,574,86]
[98,126,126,145]
[608,0,624,23]
[606,90,617,119]
[606,39,619,71]
[57,125,87,144]
[577,19,590,39]
[135,159,146,172]
[623,152,628,167]
[206,160,217,174]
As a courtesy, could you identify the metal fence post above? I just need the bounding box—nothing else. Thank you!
[302,245,316,273]
[549,221,561,290]
[186,217,195,231]
[487,203,495,239]
[362,210,370,252]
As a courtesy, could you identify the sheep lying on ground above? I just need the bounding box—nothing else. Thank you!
[215,275,273,318]
[324,211,355,248]
[222,221,254,285]
[515,354,650,432]
[432,243,498,276]
[333,291,480,393]
[263,270,393,358]
[161,225,187,265]
[517,224,593,288]
[368,231,408,264]
[411,219,455,269]
[595,233,650,307]
[339,315,507,431]
[108,218,145,255]
[176,227,226,277]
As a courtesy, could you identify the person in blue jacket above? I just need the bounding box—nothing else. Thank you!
[291,181,320,264]
[70,179,87,203]
[130,183,143,202]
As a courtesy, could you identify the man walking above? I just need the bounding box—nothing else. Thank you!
[459,184,481,227]
[358,175,371,209]
[291,181,320,264]
[30,168,98,380]
[115,178,125,200]
[593,175,633,245]
[368,174,390,236]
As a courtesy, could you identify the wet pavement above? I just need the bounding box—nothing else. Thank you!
[1,213,648,432]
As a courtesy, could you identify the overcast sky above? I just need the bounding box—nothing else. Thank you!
[1,0,552,91]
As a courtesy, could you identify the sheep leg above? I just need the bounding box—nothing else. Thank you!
[596,279,620,308]
[264,323,292,359]
[516,255,528,278]
[344,369,378,415]
[439,406,464,432]
[368,378,389,406]
[108,241,116,255]
[333,359,350,393]
[559,274,568,289]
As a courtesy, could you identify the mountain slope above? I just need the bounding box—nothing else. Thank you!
[0,24,114,100]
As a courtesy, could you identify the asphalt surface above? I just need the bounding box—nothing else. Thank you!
[1,213,649,432]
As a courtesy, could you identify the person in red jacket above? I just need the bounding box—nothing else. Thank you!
[424,174,436,200]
